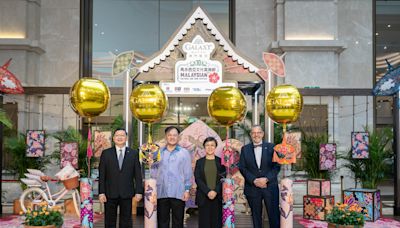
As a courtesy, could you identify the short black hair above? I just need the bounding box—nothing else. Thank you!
[164,126,181,134]
[203,136,218,147]
[114,128,127,136]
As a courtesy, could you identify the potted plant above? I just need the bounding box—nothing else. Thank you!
[4,133,51,214]
[326,203,365,228]
[20,203,63,228]
[341,127,393,189]
[301,133,331,179]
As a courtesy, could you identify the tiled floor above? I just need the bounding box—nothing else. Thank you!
[93,212,305,227]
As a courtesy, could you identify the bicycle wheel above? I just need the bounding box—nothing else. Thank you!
[72,189,81,217]
[19,187,48,212]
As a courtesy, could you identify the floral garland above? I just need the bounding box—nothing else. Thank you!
[139,143,161,169]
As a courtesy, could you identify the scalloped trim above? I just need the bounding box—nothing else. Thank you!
[139,7,259,73]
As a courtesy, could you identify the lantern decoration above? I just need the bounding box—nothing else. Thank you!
[0,59,24,94]
[130,83,168,227]
[208,86,247,228]
[70,77,110,228]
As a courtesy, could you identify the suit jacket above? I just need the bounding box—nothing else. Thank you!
[239,141,280,197]
[99,146,143,199]
[194,156,226,206]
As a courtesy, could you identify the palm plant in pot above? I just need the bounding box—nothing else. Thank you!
[4,132,51,214]
[341,127,393,189]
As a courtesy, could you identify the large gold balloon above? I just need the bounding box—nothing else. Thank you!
[70,78,110,118]
[266,84,303,124]
[208,86,247,127]
[130,84,168,123]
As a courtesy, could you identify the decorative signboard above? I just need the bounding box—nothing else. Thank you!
[160,35,235,95]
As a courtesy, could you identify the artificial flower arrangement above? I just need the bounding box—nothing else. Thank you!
[139,143,161,169]
[21,202,63,228]
[326,203,365,227]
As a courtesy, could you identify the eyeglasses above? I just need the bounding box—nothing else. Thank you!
[251,132,263,135]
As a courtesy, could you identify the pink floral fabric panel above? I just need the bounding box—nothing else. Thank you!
[351,132,369,159]
[61,142,78,169]
[94,131,112,158]
[319,143,336,170]
[26,130,45,157]
[286,132,302,158]
[307,180,321,196]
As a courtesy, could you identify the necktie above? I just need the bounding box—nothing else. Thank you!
[254,144,262,148]
[118,149,124,170]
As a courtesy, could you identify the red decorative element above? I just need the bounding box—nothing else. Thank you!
[0,59,24,94]
[223,56,248,73]
[262,52,285,77]
[273,132,296,164]
[208,72,220,83]
[256,69,269,80]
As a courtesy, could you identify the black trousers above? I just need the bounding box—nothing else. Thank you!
[198,197,222,228]
[157,198,185,228]
[246,185,280,228]
[105,198,132,228]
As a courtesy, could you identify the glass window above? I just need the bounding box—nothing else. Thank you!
[375,0,400,127]
[92,0,230,88]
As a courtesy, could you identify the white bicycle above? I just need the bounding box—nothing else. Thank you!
[20,169,81,217]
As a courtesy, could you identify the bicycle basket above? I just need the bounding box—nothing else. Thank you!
[62,176,79,190]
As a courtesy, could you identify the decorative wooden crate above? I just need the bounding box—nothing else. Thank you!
[307,179,331,196]
[343,188,381,221]
[303,195,335,220]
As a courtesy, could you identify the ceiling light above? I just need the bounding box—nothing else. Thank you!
[355,41,359,44]
[384,46,387,50]
[387,24,391,28]
[100,32,105,35]
[375,32,379,36]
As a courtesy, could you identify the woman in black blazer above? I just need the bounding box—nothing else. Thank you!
[194,137,226,228]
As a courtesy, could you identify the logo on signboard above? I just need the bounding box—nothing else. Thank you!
[175,35,222,84]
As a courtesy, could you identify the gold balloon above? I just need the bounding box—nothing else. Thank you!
[208,86,247,127]
[70,78,110,118]
[130,84,168,123]
[266,84,303,124]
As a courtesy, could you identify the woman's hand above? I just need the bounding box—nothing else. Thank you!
[207,190,217,200]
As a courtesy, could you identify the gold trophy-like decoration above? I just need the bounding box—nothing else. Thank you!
[207,86,247,228]
[266,84,303,165]
[129,84,168,173]
[130,83,167,227]
[70,77,110,228]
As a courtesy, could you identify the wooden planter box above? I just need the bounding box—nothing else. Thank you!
[307,179,331,196]
[343,188,381,221]
[303,195,335,220]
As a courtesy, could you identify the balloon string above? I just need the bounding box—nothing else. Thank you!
[87,121,91,178]
[147,123,152,144]
[225,126,229,177]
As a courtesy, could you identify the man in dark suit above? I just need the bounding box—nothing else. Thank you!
[99,128,143,228]
[239,125,280,228]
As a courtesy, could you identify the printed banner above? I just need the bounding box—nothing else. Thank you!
[222,178,235,228]
[80,178,93,228]
[144,178,157,227]
[319,143,336,170]
[60,142,78,169]
[280,178,293,228]
[26,130,45,157]
[351,132,369,159]
[285,132,302,158]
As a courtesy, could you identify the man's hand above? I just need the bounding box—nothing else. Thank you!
[99,194,107,203]
[253,178,268,188]
[207,190,217,200]
[134,194,143,202]
[182,191,190,201]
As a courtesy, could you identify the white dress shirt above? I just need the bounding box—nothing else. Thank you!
[115,146,126,157]
[254,144,262,169]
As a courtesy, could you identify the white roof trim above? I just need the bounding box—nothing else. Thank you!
[139,7,260,73]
